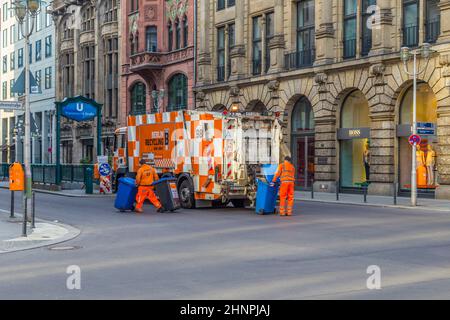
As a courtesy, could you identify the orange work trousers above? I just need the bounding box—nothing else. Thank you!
[135,186,162,211]
[279,182,295,216]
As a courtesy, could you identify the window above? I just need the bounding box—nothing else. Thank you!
[289,0,315,69]
[228,0,235,6]
[45,36,52,57]
[403,0,419,47]
[218,0,225,11]
[265,12,274,73]
[131,34,139,55]
[10,52,14,70]
[227,23,235,78]
[168,74,188,111]
[62,52,74,98]
[104,37,119,118]
[82,45,95,99]
[18,48,23,68]
[252,16,262,75]
[168,23,173,51]
[63,20,74,40]
[10,79,15,98]
[217,27,225,81]
[35,40,41,61]
[81,5,95,32]
[2,29,7,48]
[175,20,181,50]
[361,0,376,56]
[426,0,440,43]
[343,0,357,58]
[2,3,7,22]
[36,10,42,31]
[18,24,23,40]
[10,24,15,44]
[130,82,146,115]
[29,43,32,64]
[2,56,6,74]
[35,70,41,89]
[104,0,118,23]
[130,0,139,13]
[146,26,157,52]
[45,67,52,89]
[45,5,52,27]
[183,16,188,47]
[2,81,7,100]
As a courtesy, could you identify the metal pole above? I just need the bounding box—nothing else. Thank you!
[311,178,314,199]
[394,182,397,205]
[10,191,14,218]
[22,193,27,237]
[363,185,367,203]
[411,53,418,207]
[31,191,35,229]
[336,179,339,201]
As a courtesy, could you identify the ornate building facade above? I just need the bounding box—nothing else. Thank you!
[120,0,195,116]
[195,0,450,200]
[52,0,121,163]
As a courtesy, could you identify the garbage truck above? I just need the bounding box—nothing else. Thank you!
[113,110,286,209]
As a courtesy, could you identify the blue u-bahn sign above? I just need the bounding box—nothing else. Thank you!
[61,101,98,122]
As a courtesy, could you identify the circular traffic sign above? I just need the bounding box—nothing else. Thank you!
[409,134,421,146]
[99,163,112,177]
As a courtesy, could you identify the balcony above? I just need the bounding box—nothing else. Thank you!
[403,24,419,47]
[284,48,315,70]
[130,47,194,72]
[425,19,440,44]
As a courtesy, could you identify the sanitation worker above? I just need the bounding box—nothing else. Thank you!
[271,156,296,216]
[135,159,164,214]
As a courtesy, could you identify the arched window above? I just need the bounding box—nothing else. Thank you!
[168,74,188,111]
[175,19,181,49]
[130,82,146,115]
[341,90,370,128]
[292,96,314,133]
[183,16,188,47]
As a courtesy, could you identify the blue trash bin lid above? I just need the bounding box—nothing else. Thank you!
[152,177,177,186]
[119,177,136,186]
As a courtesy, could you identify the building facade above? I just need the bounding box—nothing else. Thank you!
[0,0,56,164]
[195,0,450,200]
[120,0,195,116]
[52,0,121,164]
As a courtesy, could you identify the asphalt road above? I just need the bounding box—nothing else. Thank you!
[1,188,450,299]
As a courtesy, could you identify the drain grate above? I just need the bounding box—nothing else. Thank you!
[48,245,82,251]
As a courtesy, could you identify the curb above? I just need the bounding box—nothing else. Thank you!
[295,197,450,213]
[0,185,114,198]
[0,209,81,254]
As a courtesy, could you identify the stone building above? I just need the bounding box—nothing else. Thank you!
[51,0,121,163]
[194,0,450,200]
[120,0,195,116]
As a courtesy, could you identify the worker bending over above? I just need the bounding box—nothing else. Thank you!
[271,156,296,216]
[135,159,164,213]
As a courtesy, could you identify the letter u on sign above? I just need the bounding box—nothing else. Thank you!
[76,103,84,112]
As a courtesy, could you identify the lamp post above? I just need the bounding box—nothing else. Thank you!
[13,0,41,218]
[400,43,434,206]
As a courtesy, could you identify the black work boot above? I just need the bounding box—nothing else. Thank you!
[157,207,167,213]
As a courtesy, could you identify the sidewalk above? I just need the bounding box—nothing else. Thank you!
[0,209,80,253]
[0,181,115,198]
[295,190,450,212]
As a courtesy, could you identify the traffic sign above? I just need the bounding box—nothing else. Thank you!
[98,163,112,177]
[0,101,23,111]
[409,134,421,146]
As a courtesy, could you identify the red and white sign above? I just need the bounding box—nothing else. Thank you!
[409,134,421,146]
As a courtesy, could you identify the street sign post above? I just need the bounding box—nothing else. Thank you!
[0,101,23,111]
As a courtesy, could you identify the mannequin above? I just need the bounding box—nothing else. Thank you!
[426,145,436,186]
[416,145,427,187]
[363,141,370,182]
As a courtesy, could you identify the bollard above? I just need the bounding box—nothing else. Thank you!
[311,181,314,199]
[85,167,94,195]
[31,191,36,229]
[363,185,368,203]
[336,180,340,201]
[10,190,14,219]
[393,182,397,205]
[22,195,27,237]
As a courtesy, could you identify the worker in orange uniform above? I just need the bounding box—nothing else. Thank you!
[271,156,296,216]
[135,159,165,213]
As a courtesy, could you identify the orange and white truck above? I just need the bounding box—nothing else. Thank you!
[113,110,284,209]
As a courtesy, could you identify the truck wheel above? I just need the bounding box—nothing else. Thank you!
[231,199,246,208]
[179,180,195,209]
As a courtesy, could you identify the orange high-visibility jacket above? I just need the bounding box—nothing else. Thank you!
[136,164,159,186]
[273,161,296,183]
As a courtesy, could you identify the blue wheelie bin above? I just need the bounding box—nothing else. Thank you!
[255,179,279,215]
[114,177,138,212]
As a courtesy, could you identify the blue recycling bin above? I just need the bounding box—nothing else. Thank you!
[261,164,279,183]
[114,177,138,212]
[255,179,279,215]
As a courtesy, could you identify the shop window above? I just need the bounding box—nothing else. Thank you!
[339,90,370,189]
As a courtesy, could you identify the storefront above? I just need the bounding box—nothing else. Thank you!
[338,90,371,190]
[291,96,314,189]
[397,82,438,196]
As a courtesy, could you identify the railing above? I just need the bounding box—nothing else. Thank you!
[425,19,440,44]
[343,39,356,59]
[252,59,261,75]
[217,65,225,82]
[403,24,419,47]
[361,35,372,56]
[284,48,315,70]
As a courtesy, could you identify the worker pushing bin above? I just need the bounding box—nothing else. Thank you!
[152,178,180,212]
[114,177,138,212]
[255,179,279,215]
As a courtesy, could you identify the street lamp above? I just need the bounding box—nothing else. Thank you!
[13,0,41,220]
[400,43,435,206]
